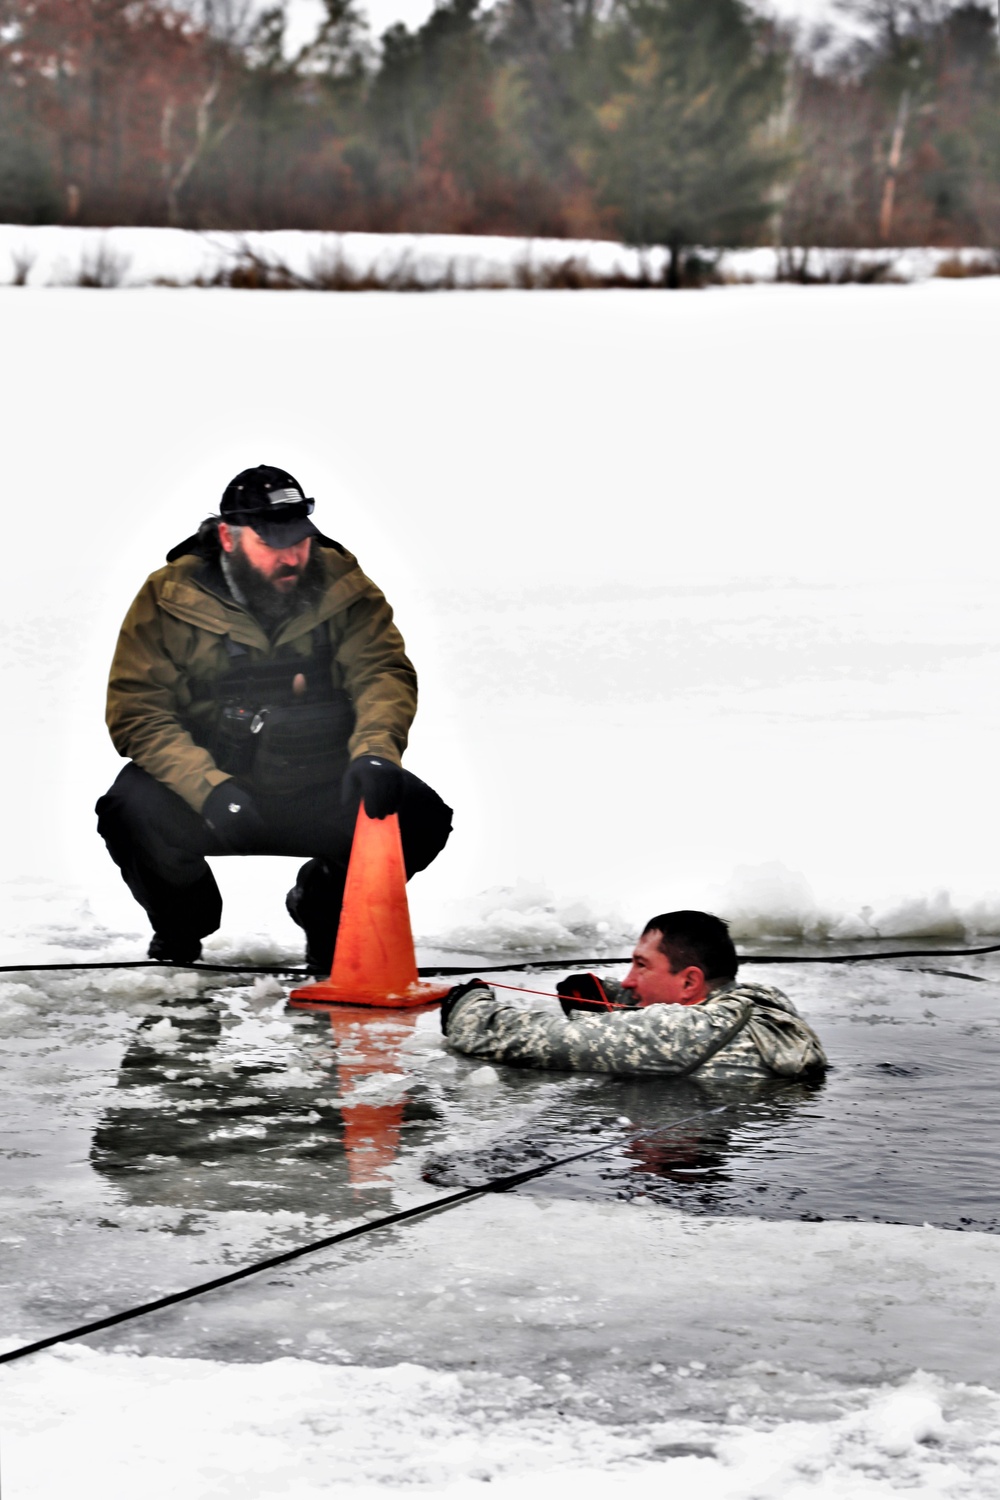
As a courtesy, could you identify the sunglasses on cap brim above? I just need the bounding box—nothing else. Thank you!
[225,496,315,525]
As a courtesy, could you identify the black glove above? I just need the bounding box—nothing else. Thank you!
[440,978,491,1033]
[342,756,404,820]
[555,972,614,1017]
[203,781,267,851]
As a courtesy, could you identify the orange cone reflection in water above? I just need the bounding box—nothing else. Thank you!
[288,807,450,1010]
[324,1006,433,1187]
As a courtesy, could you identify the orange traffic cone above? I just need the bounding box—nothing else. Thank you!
[324,1007,421,1186]
[288,805,450,1009]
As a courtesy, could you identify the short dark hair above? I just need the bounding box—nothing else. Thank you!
[642,911,739,983]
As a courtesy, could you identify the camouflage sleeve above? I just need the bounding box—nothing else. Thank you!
[444,987,752,1076]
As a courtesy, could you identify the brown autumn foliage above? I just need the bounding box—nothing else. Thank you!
[0,0,997,254]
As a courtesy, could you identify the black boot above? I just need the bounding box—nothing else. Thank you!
[148,932,203,964]
[286,859,345,975]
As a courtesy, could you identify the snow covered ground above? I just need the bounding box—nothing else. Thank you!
[1,273,998,955]
[1,275,999,1493]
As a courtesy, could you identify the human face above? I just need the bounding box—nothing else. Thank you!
[219,522,312,592]
[621,931,709,1008]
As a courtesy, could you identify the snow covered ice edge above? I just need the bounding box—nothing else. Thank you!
[3,1179,1000,1494]
[3,1353,996,1498]
[6,865,1000,973]
[0,224,995,292]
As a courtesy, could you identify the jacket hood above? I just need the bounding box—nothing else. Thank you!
[722,981,800,1016]
[726,984,828,1077]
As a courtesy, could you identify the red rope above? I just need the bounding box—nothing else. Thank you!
[491,980,573,1001]
[490,979,623,1009]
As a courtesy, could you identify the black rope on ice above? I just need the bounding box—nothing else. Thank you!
[2,942,1000,978]
[0,1106,730,1367]
[0,959,314,976]
[735,941,1000,964]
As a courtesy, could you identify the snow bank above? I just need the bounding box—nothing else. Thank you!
[1,1352,995,1498]
[8,866,997,973]
[714,863,1000,946]
[0,223,993,290]
[430,879,632,955]
[6,862,1000,980]
[426,870,1000,958]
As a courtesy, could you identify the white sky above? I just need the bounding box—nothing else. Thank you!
[285,0,849,51]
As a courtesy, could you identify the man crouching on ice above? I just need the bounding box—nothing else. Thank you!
[441,911,826,1080]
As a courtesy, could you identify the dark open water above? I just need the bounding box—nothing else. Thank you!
[77,953,1000,1234]
[422,957,1000,1234]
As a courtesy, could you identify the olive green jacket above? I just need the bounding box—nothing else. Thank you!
[105,541,417,813]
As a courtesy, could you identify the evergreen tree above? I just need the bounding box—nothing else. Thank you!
[369,0,511,230]
[488,0,609,233]
[0,102,58,223]
[587,0,790,284]
[914,4,1000,243]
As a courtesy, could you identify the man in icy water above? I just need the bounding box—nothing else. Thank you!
[441,911,826,1078]
[96,465,452,969]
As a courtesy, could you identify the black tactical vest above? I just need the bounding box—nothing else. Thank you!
[195,626,356,795]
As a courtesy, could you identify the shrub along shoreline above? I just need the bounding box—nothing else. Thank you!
[0,226,997,291]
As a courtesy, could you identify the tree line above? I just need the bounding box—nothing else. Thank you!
[1,0,997,273]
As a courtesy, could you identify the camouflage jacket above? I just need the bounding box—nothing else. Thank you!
[443,979,827,1080]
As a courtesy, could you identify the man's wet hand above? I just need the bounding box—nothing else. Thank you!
[342,757,404,819]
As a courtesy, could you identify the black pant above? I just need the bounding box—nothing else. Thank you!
[96,762,453,946]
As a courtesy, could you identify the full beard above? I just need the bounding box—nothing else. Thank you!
[224,541,326,631]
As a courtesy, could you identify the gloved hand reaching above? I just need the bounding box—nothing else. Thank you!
[342,756,404,820]
[203,781,267,851]
[440,978,492,1032]
[555,972,615,1017]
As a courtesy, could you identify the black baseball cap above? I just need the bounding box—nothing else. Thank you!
[220,464,319,547]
